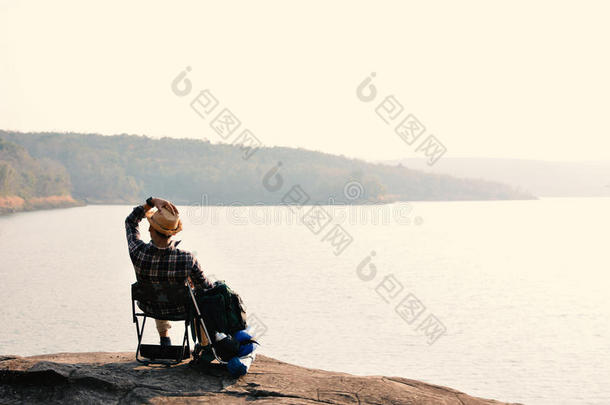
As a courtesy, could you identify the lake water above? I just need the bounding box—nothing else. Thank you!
[0,199,608,404]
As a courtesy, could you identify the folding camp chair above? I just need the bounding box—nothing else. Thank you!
[131,281,227,365]
[131,281,194,365]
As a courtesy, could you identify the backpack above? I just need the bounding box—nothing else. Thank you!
[195,281,247,334]
[191,281,249,361]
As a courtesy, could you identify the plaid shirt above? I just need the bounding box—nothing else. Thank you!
[126,205,213,317]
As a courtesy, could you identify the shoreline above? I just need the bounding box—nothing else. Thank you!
[3,196,604,217]
[0,195,84,216]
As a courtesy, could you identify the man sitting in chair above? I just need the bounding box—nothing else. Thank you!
[125,197,213,346]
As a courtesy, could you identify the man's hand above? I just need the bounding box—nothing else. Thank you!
[150,198,179,215]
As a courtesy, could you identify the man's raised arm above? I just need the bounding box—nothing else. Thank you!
[125,203,151,253]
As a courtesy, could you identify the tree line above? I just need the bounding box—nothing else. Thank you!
[0,130,534,205]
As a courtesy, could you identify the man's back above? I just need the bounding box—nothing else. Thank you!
[125,203,213,317]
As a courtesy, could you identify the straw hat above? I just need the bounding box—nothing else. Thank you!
[146,207,183,236]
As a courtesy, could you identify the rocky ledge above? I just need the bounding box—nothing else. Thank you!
[0,352,520,404]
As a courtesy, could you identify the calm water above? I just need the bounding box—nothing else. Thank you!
[1,199,608,404]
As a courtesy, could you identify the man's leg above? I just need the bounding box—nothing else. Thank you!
[155,319,172,345]
[197,321,210,345]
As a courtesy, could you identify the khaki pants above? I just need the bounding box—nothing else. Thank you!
[155,319,171,336]
[155,319,209,345]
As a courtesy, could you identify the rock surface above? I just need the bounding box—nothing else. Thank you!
[0,352,520,404]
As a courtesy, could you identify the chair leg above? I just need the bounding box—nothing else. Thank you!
[175,320,190,364]
[183,320,190,352]
[135,315,148,364]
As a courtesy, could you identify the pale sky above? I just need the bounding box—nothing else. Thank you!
[1,0,609,162]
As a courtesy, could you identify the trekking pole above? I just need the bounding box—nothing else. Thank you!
[186,281,227,364]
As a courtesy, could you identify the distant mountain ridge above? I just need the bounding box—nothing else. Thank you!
[386,158,610,197]
[0,130,534,205]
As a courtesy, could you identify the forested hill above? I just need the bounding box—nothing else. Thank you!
[0,131,534,205]
[0,137,79,213]
[0,138,70,198]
